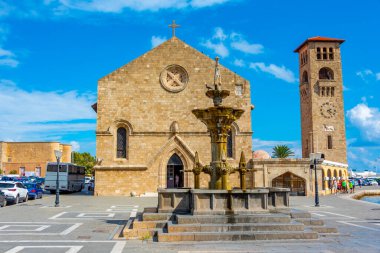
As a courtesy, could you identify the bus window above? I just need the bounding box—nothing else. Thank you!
[46,165,67,172]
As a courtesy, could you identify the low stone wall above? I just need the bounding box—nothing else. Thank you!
[351,190,380,200]
[191,189,269,215]
[158,188,192,213]
[157,187,290,215]
[268,187,290,209]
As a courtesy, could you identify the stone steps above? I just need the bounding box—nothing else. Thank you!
[309,226,338,233]
[167,221,305,233]
[290,211,312,219]
[176,214,291,224]
[142,213,176,221]
[157,230,319,242]
[296,218,325,226]
[133,220,167,229]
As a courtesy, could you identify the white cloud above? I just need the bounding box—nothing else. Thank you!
[191,0,229,8]
[0,58,19,67]
[252,138,301,158]
[233,59,245,67]
[346,103,380,143]
[70,141,80,151]
[356,69,380,82]
[249,62,296,83]
[0,29,19,68]
[0,48,19,68]
[56,0,232,12]
[231,40,263,54]
[0,80,96,141]
[201,40,229,58]
[212,27,227,41]
[0,48,13,57]
[201,27,264,60]
[151,35,167,48]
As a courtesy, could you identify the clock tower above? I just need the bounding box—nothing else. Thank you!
[295,37,347,164]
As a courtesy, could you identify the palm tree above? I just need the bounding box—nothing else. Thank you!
[272,145,294,158]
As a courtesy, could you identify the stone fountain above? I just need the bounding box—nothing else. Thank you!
[123,57,337,242]
[157,57,289,215]
[192,57,247,191]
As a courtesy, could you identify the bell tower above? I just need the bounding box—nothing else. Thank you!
[295,37,347,164]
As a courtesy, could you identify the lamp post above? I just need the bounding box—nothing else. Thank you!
[310,152,325,207]
[54,150,62,207]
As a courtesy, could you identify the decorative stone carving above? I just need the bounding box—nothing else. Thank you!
[323,124,335,132]
[170,121,179,134]
[160,64,189,93]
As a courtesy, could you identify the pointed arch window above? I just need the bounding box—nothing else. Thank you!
[227,129,233,158]
[116,127,127,158]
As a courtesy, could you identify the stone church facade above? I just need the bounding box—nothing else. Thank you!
[93,37,253,196]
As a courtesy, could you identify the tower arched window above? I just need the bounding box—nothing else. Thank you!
[227,129,234,158]
[116,127,127,158]
[302,71,308,84]
[319,67,334,80]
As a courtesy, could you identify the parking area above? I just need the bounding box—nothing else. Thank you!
[0,188,379,253]
[0,190,157,253]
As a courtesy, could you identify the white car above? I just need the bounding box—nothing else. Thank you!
[0,182,29,204]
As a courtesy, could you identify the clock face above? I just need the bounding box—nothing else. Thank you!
[320,102,337,118]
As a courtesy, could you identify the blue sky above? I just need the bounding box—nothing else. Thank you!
[0,0,379,172]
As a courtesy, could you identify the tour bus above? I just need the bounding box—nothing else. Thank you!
[44,162,85,193]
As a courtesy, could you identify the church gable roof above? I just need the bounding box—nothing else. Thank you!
[99,36,247,82]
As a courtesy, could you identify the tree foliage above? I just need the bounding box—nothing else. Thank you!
[272,145,295,158]
[9,169,18,174]
[72,152,96,176]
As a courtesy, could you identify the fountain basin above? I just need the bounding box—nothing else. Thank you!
[158,188,290,215]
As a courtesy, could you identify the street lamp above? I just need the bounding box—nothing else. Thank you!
[54,150,62,207]
[310,152,325,207]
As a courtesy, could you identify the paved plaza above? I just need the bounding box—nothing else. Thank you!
[0,188,379,253]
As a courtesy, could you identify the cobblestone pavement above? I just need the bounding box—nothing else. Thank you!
[0,187,379,253]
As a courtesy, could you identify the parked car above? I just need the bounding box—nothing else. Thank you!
[0,191,6,207]
[362,179,371,186]
[0,175,19,182]
[23,183,43,200]
[36,177,45,186]
[85,176,91,184]
[88,179,94,191]
[0,182,28,204]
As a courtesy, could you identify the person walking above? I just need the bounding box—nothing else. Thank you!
[333,180,338,195]
[349,180,353,194]
[342,180,347,193]
[338,180,342,193]
[329,180,333,194]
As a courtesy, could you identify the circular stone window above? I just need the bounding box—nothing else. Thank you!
[160,65,189,93]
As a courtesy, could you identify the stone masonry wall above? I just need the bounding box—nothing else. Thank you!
[95,37,253,196]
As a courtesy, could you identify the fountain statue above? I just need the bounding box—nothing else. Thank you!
[192,57,248,190]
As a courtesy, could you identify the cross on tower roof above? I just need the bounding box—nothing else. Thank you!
[168,20,180,37]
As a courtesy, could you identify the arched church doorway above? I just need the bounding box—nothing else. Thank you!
[167,154,184,188]
[272,172,306,196]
